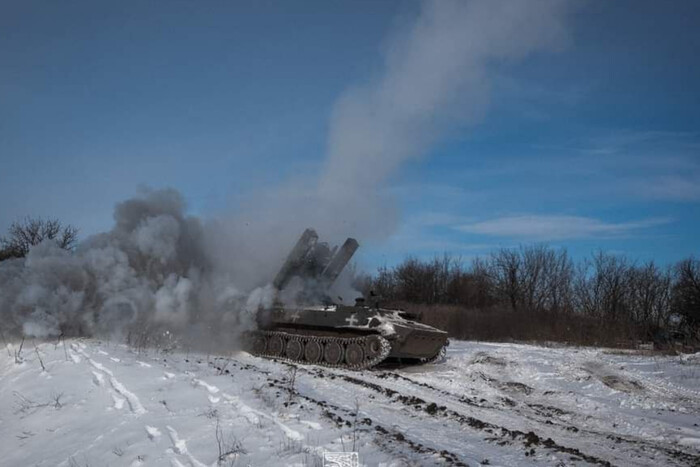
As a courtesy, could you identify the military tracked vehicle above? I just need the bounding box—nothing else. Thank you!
[247,228,448,370]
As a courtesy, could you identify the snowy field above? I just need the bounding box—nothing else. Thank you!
[2,339,699,466]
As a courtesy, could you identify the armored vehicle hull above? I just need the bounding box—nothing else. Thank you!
[246,228,449,370]
[249,306,448,369]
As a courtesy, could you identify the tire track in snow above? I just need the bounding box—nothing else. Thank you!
[221,392,304,441]
[211,357,468,464]
[90,370,126,410]
[193,378,219,394]
[331,361,700,466]
[165,425,208,467]
[68,349,81,363]
[72,343,146,415]
[260,367,468,466]
[291,363,614,466]
[145,425,162,441]
[189,373,304,441]
[146,366,308,466]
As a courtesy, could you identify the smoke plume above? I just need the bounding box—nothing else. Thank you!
[0,1,576,346]
[219,0,575,246]
[0,189,264,346]
[318,0,574,231]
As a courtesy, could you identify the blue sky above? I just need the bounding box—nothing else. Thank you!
[1,0,699,271]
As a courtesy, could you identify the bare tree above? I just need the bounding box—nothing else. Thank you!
[394,257,433,303]
[489,248,523,311]
[369,265,396,302]
[574,251,633,322]
[542,248,575,314]
[672,258,700,335]
[628,262,672,331]
[467,257,496,309]
[0,217,78,260]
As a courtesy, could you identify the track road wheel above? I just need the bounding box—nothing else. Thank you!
[345,342,364,366]
[268,335,285,357]
[252,334,267,355]
[304,340,322,363]
[323,341,343,365]
[286,339,303,361]
[363,335,384,359]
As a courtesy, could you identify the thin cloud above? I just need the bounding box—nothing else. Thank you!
[638,175,700,202]
[368,211,495,258]
[458,215,672,240]
[583,130,700,156]
[452,129,700,205]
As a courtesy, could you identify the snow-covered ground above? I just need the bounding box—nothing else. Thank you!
[2,339,699,466]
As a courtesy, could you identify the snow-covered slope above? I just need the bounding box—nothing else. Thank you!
[2,339,699,466]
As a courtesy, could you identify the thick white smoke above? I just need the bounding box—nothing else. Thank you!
[322,0,572,191]
[219,0,576,246]
[0,1,576,345]
[0,189,266,346]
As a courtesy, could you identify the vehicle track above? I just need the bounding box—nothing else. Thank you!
[212,353,700,466]
[249,331,392,370]
[329,371,613,466]
[365,368,700,466]
[209,357,468,465]
[297,361,700,466]
[225,358,611,465]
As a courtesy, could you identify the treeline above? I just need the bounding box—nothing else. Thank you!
[356,246,700,348]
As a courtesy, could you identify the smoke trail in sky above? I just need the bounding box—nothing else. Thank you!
[201,0,580,321]
[320,0,574,213]
[0,1,577,343]
[224,0,576,248]
[321,0,571,191]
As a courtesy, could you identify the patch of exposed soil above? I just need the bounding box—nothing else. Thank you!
[500,381,534,395]
[471,352,508,367]
[599,375,643,392]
